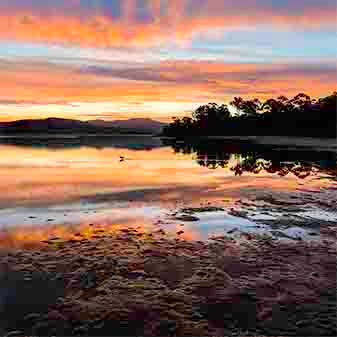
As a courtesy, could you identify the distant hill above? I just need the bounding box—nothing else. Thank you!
[89,118,165,133]
[0,118,92,131]
[0,117,166,135]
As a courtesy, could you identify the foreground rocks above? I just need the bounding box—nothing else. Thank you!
[0,229,336,336]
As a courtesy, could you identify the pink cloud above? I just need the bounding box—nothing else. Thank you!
[0,1,335,47]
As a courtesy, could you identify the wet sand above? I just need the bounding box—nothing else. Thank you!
[1,227,336,337]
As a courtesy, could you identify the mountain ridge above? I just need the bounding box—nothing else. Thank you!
[0,117,166,134]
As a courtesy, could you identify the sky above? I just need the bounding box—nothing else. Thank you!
[0,0,336,122]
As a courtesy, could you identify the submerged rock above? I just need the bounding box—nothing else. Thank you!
[174,214,199,222]
[270,230,299,240]
[227,228,239,234]
[228,209,249,219]
[181,206,224,213]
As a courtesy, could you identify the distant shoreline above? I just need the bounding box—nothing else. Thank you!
[161,135,337,150]
[0,133,156,138]
[0,134,336,150]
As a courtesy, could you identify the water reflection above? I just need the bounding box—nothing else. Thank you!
[0,135,163,150]
[0,137,335,247]
[165,139,336,179]
[0,137,335,209]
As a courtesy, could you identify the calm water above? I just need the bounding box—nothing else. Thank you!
[0,136,336,246]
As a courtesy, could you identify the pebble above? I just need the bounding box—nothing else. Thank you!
[24,312,42,323]
[55,297,66,306]
[128,270,147,279]
[79,271,97,289]
[159,320,177,336]
[4,331,24,337]
[72,325,89,335]
[32,321,52,335]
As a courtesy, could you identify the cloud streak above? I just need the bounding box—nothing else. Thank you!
[0,0,335,47]
[0,59,335,121]
[82,61,337,85]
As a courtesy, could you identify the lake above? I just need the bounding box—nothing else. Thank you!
[0,135,336,247]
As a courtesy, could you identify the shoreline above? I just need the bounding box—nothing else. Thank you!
[0,133,156,139]
[1,228,336,336]
[160,135,337,151]
[0,134,336,148]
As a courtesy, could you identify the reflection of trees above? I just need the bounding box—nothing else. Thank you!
[230,159,314,178]
[196,154,230,170]
[166,140,336,179]
[169,140,231,169]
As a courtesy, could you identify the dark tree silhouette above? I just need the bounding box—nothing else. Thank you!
[192,103,230,131]
[230,97,262,117]
[162,92,337,138]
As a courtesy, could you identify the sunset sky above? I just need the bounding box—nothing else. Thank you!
[0,0,336,122]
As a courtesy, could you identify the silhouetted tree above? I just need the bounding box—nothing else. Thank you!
[162,92,337,138]
[192,103,230,131]
[230,97,262,117]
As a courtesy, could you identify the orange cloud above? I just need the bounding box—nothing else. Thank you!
[0,59,335,121]
[0,4,336,48]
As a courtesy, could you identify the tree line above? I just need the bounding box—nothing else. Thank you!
[162,92,337,138]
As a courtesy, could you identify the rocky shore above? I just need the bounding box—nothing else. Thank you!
[0,227,336,337]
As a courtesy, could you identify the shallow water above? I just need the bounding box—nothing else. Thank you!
[0,136,335,246]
